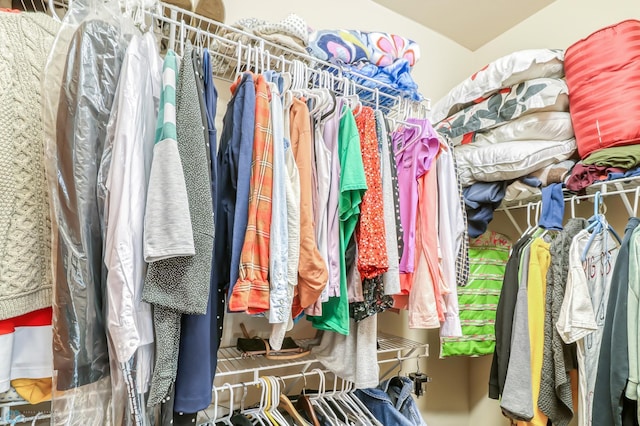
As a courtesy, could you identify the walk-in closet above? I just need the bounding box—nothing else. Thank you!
[0,0,639,424]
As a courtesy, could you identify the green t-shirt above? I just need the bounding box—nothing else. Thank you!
[309,107,367,335]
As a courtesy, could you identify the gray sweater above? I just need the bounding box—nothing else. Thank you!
[538,218,586,425]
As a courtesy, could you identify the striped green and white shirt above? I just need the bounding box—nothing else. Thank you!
[143,50,195,263]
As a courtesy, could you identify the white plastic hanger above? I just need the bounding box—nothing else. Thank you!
[309,369,340,425]
[217,383,235,426]
[242,380,268,426]
[633,185,640,217]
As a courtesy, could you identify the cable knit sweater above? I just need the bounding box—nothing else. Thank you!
[0,12,60,320]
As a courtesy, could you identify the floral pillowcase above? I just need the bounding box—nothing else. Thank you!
[430,49,564,124]
[434,77,569,143]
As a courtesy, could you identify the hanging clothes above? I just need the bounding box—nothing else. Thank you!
[408,165,445,329]
[437,138,464,337]
[213,72,255,341]
[229,74,274,314]
[557,226,620,426]
[101,31,161,421]
[354,106,388,279]
[538,218,586,426]
[524,238,551,426]
[0,11,58,321]
[270,85,301,350]
[0,11,58,414]
[354,376,427,426]
[311,102,333,305]
[52,18,125,391]
[266,81,291,348]
[376,110,401,297]
[500,236,535,422]
[394,119,440,278]
[173,48,221,416]
[489,234,532,399]
[324,99,345,299]
[309,105,366,335]
[289,97,329,316]
[144,42,214,406]
[224,74,256,306]
[626,223,640,425]
[349,106,392,322]
[593,217,640,426]
[441,231,511,357]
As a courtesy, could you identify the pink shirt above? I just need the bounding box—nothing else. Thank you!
[394,118,440,274]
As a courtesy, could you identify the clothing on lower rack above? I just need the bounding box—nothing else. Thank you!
[354,376,427,426]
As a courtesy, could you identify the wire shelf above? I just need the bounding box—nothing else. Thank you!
[38,0,430,116]
[497,175,640,211]
[215,332,428,383]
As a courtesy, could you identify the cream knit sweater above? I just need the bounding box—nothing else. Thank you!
[0,12,60,320]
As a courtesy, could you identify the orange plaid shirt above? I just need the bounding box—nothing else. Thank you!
[228,74,274,313]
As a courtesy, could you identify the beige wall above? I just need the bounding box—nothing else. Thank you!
[470,0,640,72]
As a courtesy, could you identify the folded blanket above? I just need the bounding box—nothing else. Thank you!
[582,144,640,170]
[342,58,423,105]
[308,29,420,67]
[565,163,626,192]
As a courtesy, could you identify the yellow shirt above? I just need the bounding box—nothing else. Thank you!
[518,237,551,426]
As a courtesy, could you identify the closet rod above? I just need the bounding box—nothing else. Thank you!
[213,368,333,394]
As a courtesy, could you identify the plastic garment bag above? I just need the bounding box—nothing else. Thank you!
[41,0,130,423]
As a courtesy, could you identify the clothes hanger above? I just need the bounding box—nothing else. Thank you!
[295,372,321,426]
[311,369,342,426]
[267,376,291,426]
[30,412,45,426]
[333,379,368,426]
[316,71,339,122]
[633,185,640,217]
[338,378,366,426]
[262,377,281,426]
[208,385,219,426]
[307,369,336,425]
[345,380,381,426]
[277,377,312,426]
[178,18,186,58]
[234,40,244,80]
[534,200,550,240]
[521,202,538,238]
[393,119,425,157]
[243,380,268,426]
[570,195,579,219]
[349,80,363,118]
[581,191,622,261]
[325,375,351,424]
[217,383,235,426]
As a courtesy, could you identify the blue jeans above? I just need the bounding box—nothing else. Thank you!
[355,377,427,426]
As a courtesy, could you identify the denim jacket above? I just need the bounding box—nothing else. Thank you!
[355,376,427,426]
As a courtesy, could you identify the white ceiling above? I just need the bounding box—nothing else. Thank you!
[371,0,556,51]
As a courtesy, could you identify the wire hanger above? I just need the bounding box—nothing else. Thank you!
[581,191,622,262]
[570,195,579,219]
[633,185,640,217]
